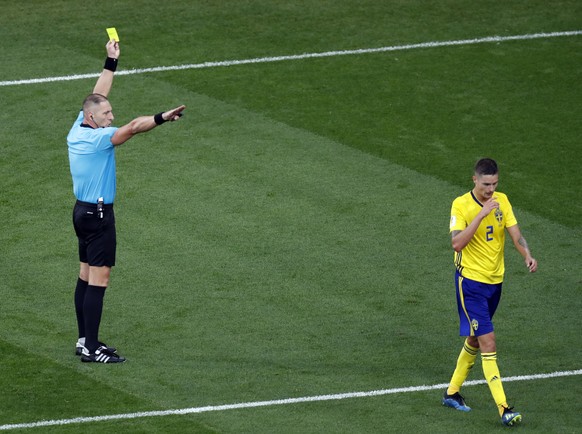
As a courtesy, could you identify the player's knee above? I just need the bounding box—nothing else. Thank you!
[477,332,497,353]
[467,336,480,349]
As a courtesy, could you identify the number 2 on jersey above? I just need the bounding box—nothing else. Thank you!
[486,225,494,241]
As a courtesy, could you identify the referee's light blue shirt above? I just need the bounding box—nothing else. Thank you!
[67,111,118,204]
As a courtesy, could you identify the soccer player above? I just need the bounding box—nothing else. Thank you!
[67,37,186,363]
[442,158,537,426]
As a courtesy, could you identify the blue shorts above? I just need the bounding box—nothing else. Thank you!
[454,270,502,337]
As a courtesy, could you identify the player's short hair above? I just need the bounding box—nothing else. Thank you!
[82,93,109,112]
[474,158,498,176]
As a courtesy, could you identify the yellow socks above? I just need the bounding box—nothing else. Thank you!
[482,352,508,415]
[447,342,511,416]
[447,339,479,395]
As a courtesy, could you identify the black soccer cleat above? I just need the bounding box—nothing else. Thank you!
[81,346,126,363]
[76,340,117,356]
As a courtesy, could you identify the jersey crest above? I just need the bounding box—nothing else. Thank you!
[494,208,503,226]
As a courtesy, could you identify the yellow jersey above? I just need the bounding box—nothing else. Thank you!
[449,191,517,284]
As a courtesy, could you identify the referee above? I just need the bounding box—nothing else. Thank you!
[67,38,185,363]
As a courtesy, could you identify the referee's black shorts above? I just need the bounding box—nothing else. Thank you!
[73,200,116,267]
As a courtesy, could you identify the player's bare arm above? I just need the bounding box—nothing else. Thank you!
[111,105,186,146]
[452,225,476,252]
[507,225,538,273]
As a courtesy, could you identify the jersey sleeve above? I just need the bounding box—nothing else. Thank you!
[73,110,84,126]
[449,197,467,232]
[503,196,518,228]
[94,127,118,151]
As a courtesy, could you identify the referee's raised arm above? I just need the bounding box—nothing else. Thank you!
[93,39,120,97]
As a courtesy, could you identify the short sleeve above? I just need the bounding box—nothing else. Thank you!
[94,127,118,151]
[503,197,518,228]
[450,197,467,232]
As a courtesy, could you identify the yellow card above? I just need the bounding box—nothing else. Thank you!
[106,27,120,42]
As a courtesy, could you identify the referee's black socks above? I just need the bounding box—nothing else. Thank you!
[74,277,88,339]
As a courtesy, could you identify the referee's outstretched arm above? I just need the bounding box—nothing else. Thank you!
[111,105,187,146]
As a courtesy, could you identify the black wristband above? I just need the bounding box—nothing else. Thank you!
[104,57,118,72]
[154,112,166,125]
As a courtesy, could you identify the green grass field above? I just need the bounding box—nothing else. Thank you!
[1,1,581,432]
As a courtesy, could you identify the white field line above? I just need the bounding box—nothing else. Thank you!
[0,30,581,87]
[0,369,580,431]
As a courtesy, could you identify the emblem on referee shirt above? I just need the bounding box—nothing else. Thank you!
[471,319,479,331]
